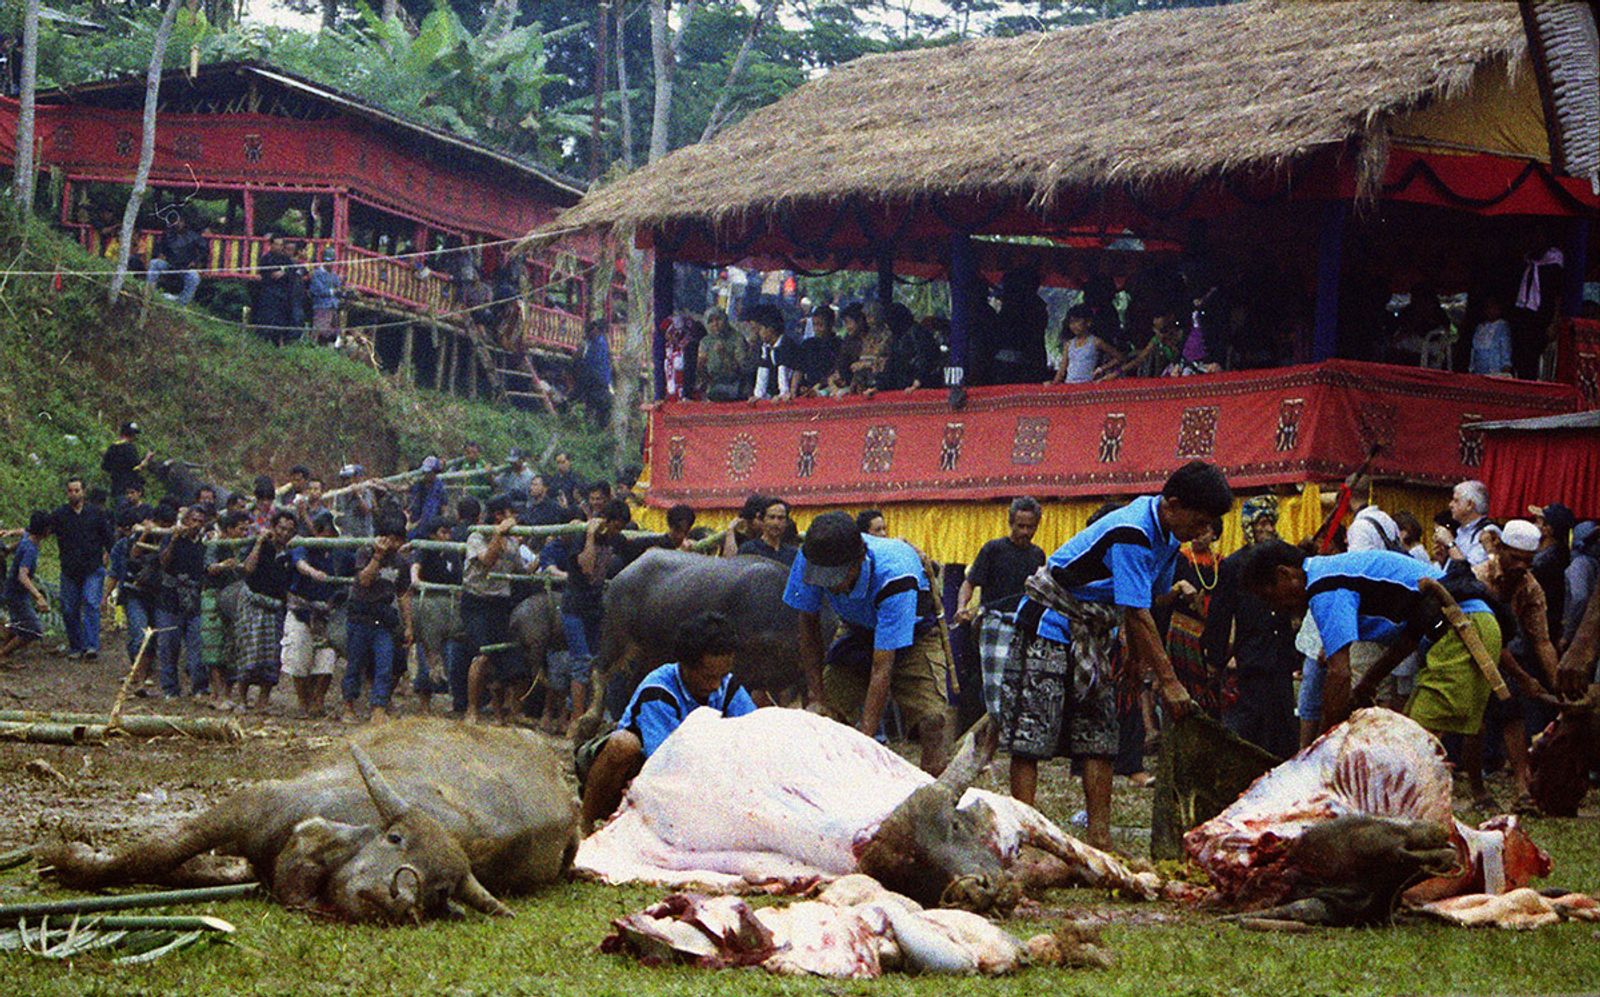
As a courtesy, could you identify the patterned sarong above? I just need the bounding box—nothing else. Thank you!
[238,589,286,685]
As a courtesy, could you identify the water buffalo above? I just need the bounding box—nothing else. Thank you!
[573,550,815,739]
[40,719,580,923]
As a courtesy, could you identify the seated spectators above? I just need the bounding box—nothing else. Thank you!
[696,307,751,401]
[796,305,841,395]
[747,304,800,401]
[146,210,206,306]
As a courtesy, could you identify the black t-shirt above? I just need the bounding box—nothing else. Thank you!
[101,442,143,498]
[797,336,841,388]
[158,535,206,612]
[738,537,798,568]
[417,545,463,585]
[245,539,296,601]
[349,548,413,607]
[560,534,615,619]
[522,498,568,528]
[966,537,1046,614]
[51,503,114,581]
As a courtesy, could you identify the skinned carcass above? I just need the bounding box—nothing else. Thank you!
[602,875,1034,978]
[576,708,1161,912]
[1186,708,1549,925]
[40,719,579,923]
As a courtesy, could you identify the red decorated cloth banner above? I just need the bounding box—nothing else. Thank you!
[646,360,1579,508]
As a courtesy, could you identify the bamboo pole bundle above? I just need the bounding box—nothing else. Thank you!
[0,712,243,742]
[0,884,260,923]
[0,722,103,745]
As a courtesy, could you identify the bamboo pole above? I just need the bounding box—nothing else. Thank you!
[0,721,103,745]
[1417,577,1511,701]
[108,625,159,729]
[0,848,32,872]
[0,712,242,742]
[0,884,260,923]
[204,524,661,550]
[74,914,236,933]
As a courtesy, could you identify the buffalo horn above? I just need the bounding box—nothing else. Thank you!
[935,714,999,792]
[350,744,411,822]
[455,873,514,917]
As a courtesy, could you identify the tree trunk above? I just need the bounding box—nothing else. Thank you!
[108,0,183,304]
[381,0,397,20]
[401,322,415,382]
[699,0,779,143]
[615,0,634,169]
[11,0,40,214]
[321,0,337,31]
[646,0,698,163]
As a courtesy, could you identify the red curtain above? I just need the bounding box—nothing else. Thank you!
[1482,430,1600,520]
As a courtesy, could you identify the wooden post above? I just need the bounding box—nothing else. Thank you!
[651,245,674,401]
[946,233,975,390]
[242,189,255,237]
[877,250,895,305]
[401,322,415,384]
[444,331,458,396]
[1312,200,1347,362]
[467,339,479,400]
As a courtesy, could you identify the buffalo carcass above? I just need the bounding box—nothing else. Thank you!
[573,550,815,739]
[576,708,1161,912]
[40,719,580,923]
[1185,708,1551,926]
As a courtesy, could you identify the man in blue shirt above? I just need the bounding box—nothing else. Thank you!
[1006,461,1234,852]
[0,512,53,661]
[784,510,950,773]
[1243,541,1502,741]
[579,611,756,831]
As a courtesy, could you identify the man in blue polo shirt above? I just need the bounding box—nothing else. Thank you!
[785,510,950,773]
[1243,540,1502,742]
[1005,460,1233,851]
[579,611,756,830]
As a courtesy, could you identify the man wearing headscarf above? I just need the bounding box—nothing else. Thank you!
[1203,495,1299,757]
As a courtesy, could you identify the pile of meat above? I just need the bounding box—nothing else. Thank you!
[601,874,1112,978]
[1185,708,1593,928]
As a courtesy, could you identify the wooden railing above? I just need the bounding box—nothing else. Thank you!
[64,225,605,359]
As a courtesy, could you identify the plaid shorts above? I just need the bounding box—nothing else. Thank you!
[998,634,1118,760]
[977,611,1017,720]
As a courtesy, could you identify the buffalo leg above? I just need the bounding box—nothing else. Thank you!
[38,794,253,889]
[570,639,642,742]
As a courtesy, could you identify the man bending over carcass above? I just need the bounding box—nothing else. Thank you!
[785,511,951,774]
[579,611,757,831]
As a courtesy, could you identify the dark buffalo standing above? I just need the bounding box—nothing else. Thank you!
[572,550,815,739]
[41,719,580,923]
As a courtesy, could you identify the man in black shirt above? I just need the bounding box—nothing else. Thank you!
[797,305,842,395]
[737,497,798,567]
[237,511,298,712]
[146,211,205,305]
[101,421,153,508]
[561,499,629,734]
[955,497,1046,718]
[51,476,114,659]
[522,474,567,528]
[156,505,208,697]
[1203,497,1299,758]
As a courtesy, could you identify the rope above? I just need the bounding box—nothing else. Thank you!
[0,233,533,278]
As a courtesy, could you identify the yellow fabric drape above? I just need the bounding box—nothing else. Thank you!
[634,483,1451,564]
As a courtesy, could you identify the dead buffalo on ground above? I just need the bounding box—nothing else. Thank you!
[40,719,580,923]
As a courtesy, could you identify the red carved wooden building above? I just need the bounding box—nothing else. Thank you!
[0,61,621,403]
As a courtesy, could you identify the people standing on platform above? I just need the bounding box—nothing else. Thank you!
[697,307,752,401]
[1468,296,1513,377]
[1051,304,1125,384]
[308,248,344,345]
[955,497,1046,720]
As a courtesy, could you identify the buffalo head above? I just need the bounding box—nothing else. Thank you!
[272,744,513,923]
[855,716,1021,914]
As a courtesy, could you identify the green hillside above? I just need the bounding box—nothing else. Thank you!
[0,213,617,533]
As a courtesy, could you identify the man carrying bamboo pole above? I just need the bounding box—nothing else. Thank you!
[0,512,53,663]
[464,496,524,724]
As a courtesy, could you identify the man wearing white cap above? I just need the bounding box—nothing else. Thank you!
[1461,519,1562,811]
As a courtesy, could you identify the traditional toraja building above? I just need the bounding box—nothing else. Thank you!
[0,61,621,401]
[543,0,1600,561]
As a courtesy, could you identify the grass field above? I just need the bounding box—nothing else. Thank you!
[2,683,1597,996]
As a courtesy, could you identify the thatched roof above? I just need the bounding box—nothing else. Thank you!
[550,0,1528,236]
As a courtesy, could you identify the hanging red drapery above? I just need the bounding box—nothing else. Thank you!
[1481,423,1600,520]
